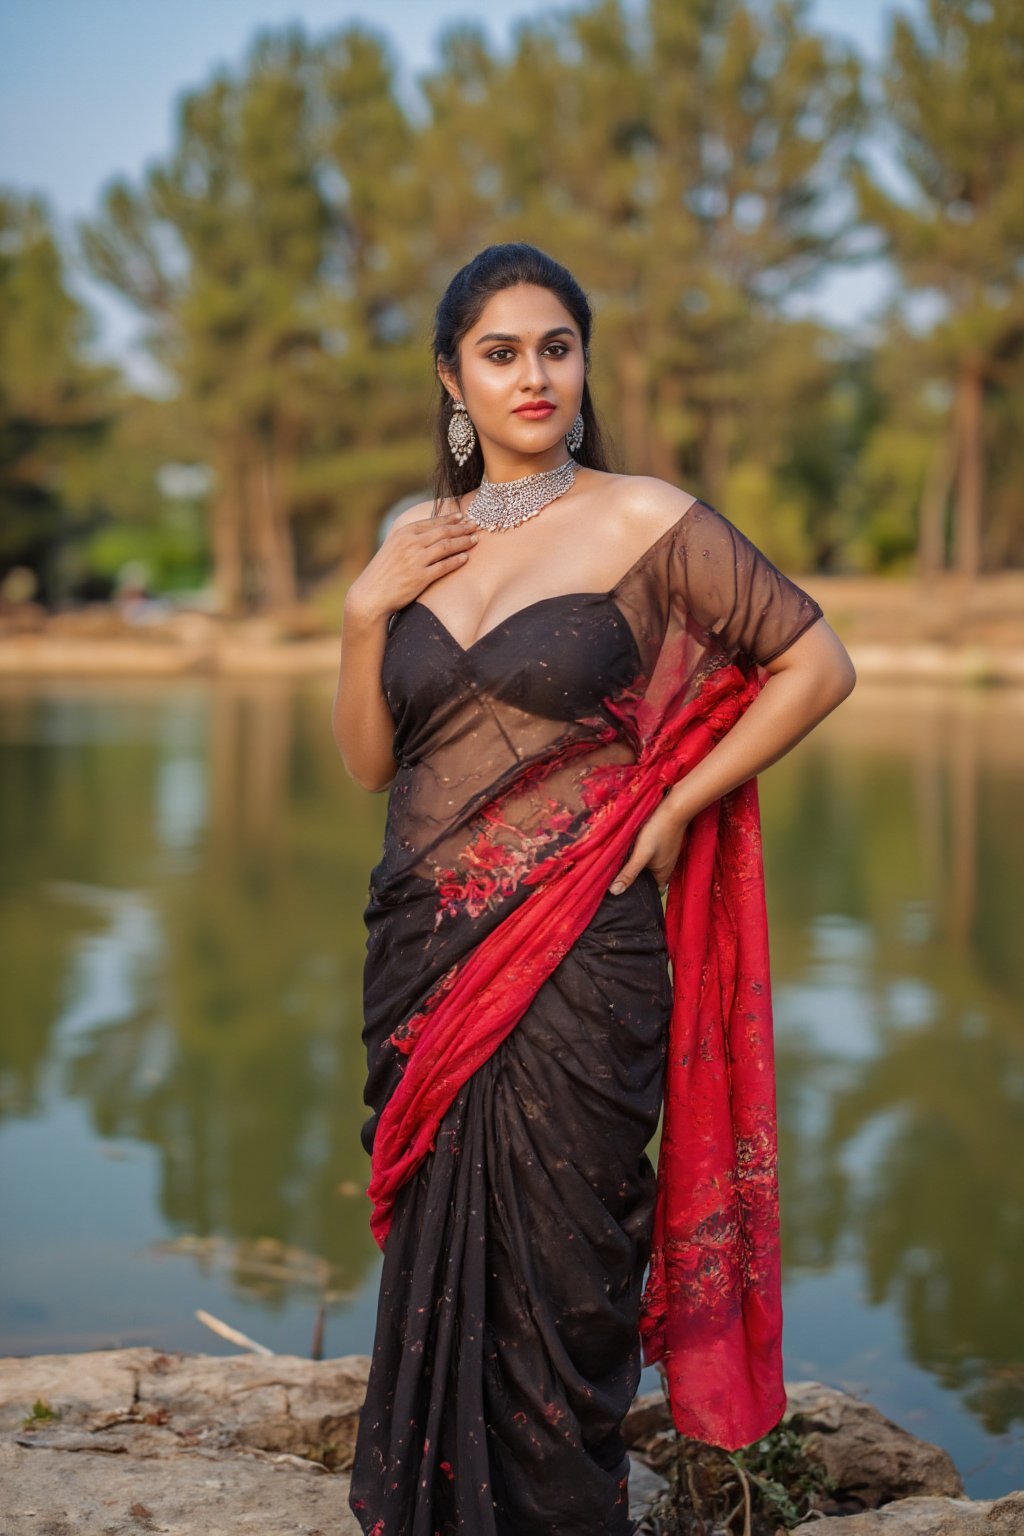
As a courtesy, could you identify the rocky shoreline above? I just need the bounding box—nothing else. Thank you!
[2,1348,1021,1534]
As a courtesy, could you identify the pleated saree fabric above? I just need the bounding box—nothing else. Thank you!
[349,496,825,1535]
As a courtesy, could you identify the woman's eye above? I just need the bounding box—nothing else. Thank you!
[487,344,570,363]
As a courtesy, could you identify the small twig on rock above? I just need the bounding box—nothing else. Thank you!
[736,1462,752,1536]
[310,1304,325,1361]
[685,1460,704,1534]
[195,1309,275,1356]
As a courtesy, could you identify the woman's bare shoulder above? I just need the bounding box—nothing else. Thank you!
[586,470,702,544]
[619,473,700,519]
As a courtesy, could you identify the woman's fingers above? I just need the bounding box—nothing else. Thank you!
[428,528,478,568]
[609,863,638,895]
[611,863,670,895]
[406,514,478,571]
[609,814,688,895]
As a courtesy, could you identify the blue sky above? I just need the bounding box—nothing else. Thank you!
[0,0,912,378]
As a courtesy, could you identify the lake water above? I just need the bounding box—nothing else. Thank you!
[1,675,1021,1499]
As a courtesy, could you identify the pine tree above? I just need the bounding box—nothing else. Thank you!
[82,28,330,612]
[853,0,1024,575]
[0,193,118,601]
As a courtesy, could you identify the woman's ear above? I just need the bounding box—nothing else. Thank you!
[437,364,461,405]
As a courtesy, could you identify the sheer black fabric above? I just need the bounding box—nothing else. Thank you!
[349,498,823,1534]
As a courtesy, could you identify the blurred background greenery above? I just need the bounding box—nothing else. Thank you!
[2,0,1022,616]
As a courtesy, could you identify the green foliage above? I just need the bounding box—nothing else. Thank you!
[21,1398,62,1426]
[641,1414,837,1533]
[70,1,872,605]
[852,0,1024,572]
[3,0,1021,608]
[87,511,208,593]
[0,193,119,598]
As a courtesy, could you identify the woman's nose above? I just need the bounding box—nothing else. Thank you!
[519,351,549,389]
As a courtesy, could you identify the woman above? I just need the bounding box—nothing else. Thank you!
[333,242,856,1535]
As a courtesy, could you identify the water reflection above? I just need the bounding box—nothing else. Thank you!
[765,684,1024,1471]
[0,677,1021,1492]
[0,678,385,1334]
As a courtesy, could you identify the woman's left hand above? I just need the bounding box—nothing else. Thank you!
[608,800,690,896]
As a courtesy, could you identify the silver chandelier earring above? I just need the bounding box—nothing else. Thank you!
[447,398,476,466]
[565,411,584,454]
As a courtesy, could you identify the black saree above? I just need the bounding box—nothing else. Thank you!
[348,497,825,1534]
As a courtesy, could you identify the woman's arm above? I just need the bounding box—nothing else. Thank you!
[609,617,854,893]
[331,506,478,792]
[662,616,854,827]
[332,602,402,793]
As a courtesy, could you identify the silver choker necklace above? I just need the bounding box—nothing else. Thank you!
[466,458,578,532]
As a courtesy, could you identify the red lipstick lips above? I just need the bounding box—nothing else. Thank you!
[514,402,556,418]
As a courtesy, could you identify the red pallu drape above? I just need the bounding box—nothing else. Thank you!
[365,659,786,1452]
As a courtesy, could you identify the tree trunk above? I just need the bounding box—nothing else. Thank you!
[211,441,245,616]
[981,489,1018,570]
[250,425,297,610]
[953,360,984,579]
[916,415,957,575]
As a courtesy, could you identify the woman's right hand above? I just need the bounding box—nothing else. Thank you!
[345,510,479,623]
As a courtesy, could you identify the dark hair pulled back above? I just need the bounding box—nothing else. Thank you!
[431,242,613,513]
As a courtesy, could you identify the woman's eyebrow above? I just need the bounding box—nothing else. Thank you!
[473,326,577,345]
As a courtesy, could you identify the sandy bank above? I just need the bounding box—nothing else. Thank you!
[2,571,1023,682]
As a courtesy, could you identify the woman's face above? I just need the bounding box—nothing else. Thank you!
[439,282,586,474]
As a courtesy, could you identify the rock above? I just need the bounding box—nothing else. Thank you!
[0,1439,358,1536]
[2,1352,1021,1535]
[621,1378,1018,1533]
[0,1348,142,1427]
[0,1346,370,1464]
[783,1379,964,1511]
[622,1389,673,1448]
[627,1450,669,1517]
[0,1346,370,1536]
[792,1490,1024,1533]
